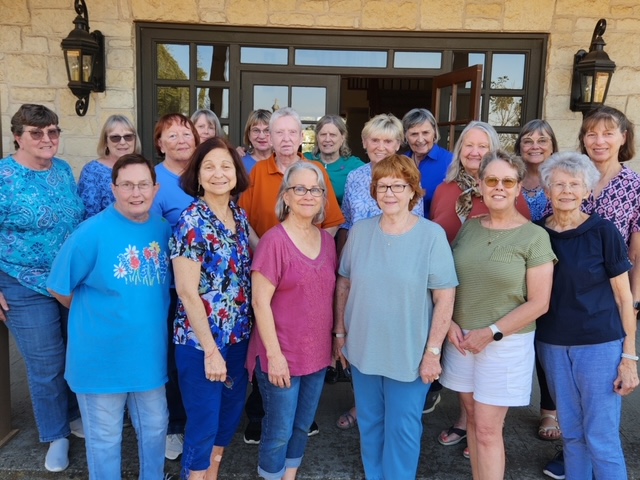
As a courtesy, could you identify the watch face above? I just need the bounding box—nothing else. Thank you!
[493,331,504,341]
[634,301,640,310]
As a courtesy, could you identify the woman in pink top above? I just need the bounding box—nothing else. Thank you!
[247,162,337,480]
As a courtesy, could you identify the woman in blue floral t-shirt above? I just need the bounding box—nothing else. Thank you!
[170,137,254,480]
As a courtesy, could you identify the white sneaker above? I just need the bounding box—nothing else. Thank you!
[45,438,70,472]
[70,417,85,439]
[165,434,184,460]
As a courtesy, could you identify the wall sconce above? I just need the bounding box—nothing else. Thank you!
[570,19,616,114]
[60,0,105,116]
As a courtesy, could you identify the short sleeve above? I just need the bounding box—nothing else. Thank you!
[525,226,557,269]
[338,221,358,278]
[426,224,458,289]
[251,226,284,287]
[170,207,205,262]
[340,171,356,230]
[601,220,633,278]
[47,227,94,296]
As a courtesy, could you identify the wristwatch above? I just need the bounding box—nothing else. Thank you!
[489,324,503,341]
[426,346,441,356]
[633,301,640,310]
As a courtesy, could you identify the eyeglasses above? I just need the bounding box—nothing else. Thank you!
[25,128,61,141]
[375,184,409,193]
[288,186,324,197]
[108,134,136,143]
[483,176,518,188]
[114,181,154,192]
[250,128,269,136]
[550,182,585,192]
[521,137,551,148]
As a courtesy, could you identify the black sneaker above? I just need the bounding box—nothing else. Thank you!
[308,421,319,437]
[244,421,261,445]
[542,447,565,480]
[422,391,441,414]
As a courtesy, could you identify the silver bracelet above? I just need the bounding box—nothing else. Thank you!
[621,353,639,361]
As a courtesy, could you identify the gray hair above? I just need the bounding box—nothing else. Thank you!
[191,109,225,139]
[275,162,327,224]
[539,151,600,192]
[313,115,352,158]
[402,108,440,142]
[445,121,500,182]
[270,107,302,132]
[97,115,142,158]
[361,113,404,145]
[479,149,527,182]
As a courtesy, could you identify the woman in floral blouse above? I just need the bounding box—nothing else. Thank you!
[170,137,254,480]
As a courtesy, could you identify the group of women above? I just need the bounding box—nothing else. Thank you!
[1,99,639,480]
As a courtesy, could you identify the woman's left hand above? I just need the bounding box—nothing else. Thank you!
[419,355,442,384]
[459,327,493,354]
[614,359,639,396]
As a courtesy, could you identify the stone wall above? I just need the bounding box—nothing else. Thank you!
[1,0,639,173]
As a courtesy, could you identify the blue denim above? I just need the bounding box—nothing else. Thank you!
[537,339,627,480]
[176,341,248,476]
[351,365,431,480]
[255,359,325,480]
[0,270,79,442]
[77,386,168,480]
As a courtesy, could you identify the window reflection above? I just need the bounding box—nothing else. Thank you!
[241,47,288,65]
[197,87,229,118]
[489,96,522,127]
[157,86,189,117]
[253,85,289,111]
[498,133,518,152]
[197,45,229,81]
[157,44,189,80]
[491,54,525,90]
[292,87,326,122]
[453,52,485,88]
[295,49,386,68]
[394,52,442,69]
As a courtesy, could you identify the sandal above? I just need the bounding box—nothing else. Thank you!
[463,446,470,459]
[438,425,467,446]
[538,413,562,441]
[336,410,357,430]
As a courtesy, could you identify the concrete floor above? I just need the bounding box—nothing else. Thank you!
[2,335,640,480]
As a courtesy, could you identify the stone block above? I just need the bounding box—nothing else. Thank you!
[328,0,364,14]
[108,39,134,49]
[100,90,135,110]
[268,0,298,11]
[466,3,502,19]
[504,0,554,31]
[5,54,49,85]
[22,36,50,54]
[132,0,199,22]
[0,27,22,52]
[419,0,464,30]
[200,10,228,24]
[106,69,136,90]
[315,14,358,28]
[10,87,58,103]
[546,118,582,151]
[611,6,634,16]
[1,2,30,24]
[30,9,76,36]
[555,0,608,17]
[92,21,134,39]
[298,0,329,13]
[108,49,134,70]
[362,1,420,30]
[615,18,640,31]
[268,13,315,27]
[48,57,69,87]
[29,0,70,8]
[464,18,502,31]
[225,0,268,25]
[608,68,640,96]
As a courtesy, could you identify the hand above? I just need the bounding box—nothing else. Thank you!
[614,358,639,396]
[459,327,493,355]
[419,354,442,384]
[267,352,291,388]
[0,291,8,322]
[203,349,227,383]
[236,146,247,157]
[447,322,465,355]
[333,336,347,369]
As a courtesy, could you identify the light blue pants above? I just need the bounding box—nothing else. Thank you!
[537,339,627,480]
[351,366,431,480]
[77,387,168,480]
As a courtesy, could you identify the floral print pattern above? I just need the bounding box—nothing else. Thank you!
[113,241,169,285]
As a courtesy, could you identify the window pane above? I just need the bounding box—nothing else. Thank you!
[241,47,288,65]
[157,44,189,80]
[491,54,525,90]
[453,52,485,88]
[498,133,518,152]
[157,86,189,117]
[291,87,326,122]
[489,95,522,127]
[394,52,442,69]
[253,85,289,111]
[197,87,229,119]
[197,45,229,81]
[295,49,387,68]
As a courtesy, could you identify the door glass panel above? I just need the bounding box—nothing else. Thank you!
[197,45,229,81]
[157,86,189,116]
[498,133,518,152]
[394,52,442,69]
[295,49,387,68]
[253,85,289,111]
[157,44,189,80]
[241,47,288,65]
[453,52,485,88]
[491,54,525,89]
[291,87,326,122]
[489,95,522,127]
[197,87,229,119]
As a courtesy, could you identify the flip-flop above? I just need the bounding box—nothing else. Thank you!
[336,411,357,430]
[438,425,467,446]
[538,413,562,441]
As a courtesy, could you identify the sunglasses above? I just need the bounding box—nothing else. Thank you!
[25,128,61,141]
[108,134,136,143]
[483,176,518,188]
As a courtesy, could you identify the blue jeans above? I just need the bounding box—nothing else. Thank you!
[77,386,168,480]
[351,365,431,480]
[176,341,249,475]
[0,271,79,442]
[537,339,627,480]
[255,359,325,480]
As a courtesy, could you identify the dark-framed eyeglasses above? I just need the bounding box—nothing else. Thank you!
[375,184,409,194]
[288,186,324,197]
